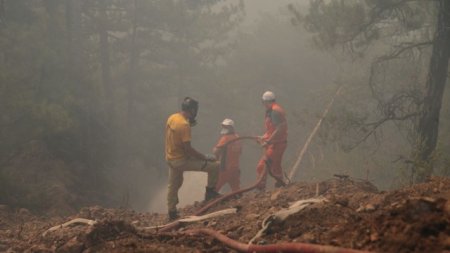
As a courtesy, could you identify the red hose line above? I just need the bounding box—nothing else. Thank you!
[160,136,264,232]
[186,228,373,253]
[158,137,374,252]
[185,228,249,252]
[159,170,267,233]
[218,136,259,147]
[194,169,267,216]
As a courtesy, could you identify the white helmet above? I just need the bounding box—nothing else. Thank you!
[262,91,275,101]
[221,118,235,127]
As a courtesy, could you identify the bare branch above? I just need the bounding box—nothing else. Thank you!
[376,41,433,63]
[340,0,422,48]
[346,112,419,151]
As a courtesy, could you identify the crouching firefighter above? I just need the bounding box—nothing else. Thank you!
[165,97,220,220]
[256,91,288,190]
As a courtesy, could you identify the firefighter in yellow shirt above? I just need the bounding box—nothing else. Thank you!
[165,97,220,220]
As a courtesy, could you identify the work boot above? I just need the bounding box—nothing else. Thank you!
[274,180,286,188]
[204,187,221,201]
[168,210,179,221]
[256,181,266,192]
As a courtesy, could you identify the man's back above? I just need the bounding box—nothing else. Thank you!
[165,113,191,161]
[264,103,288,143]
[216,133,241,170]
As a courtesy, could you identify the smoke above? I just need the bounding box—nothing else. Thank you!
[148,172,207,213]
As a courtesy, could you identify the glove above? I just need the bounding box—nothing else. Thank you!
[204,154,216,161]
[255,136,264,144]
[261,141,269,147]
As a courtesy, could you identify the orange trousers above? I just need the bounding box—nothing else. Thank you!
[215,169,240,192]
[256,142,287,188]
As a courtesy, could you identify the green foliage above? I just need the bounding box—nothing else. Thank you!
[0,0,244,210]
[292,0,449,186]
[301,0,434,54]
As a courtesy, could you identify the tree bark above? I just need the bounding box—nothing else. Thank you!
[0,0,5,24]
[65,0,81,68]
[415,0,450,182]
[127,0,139,127]
[98,0,112,108]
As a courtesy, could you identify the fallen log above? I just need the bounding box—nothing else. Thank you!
[42,218,97,237]
[138,207,237,230]
[249,197,327,244]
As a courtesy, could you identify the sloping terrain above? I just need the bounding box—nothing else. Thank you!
[0,176,449,252]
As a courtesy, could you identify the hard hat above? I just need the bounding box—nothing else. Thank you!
[262,91,275,101]
[221,118,234,127]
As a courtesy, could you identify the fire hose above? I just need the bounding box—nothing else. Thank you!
[158,136,374,252]
[160,136,274,232]
[43,135,374,252]
[196,135,292,214]
[185,228,372,253]
[160,165,268,232]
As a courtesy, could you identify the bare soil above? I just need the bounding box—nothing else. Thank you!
[0,176,449,252]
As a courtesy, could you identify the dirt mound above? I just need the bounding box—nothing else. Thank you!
[1,141,78,216]
[0,141,114,217]
[0,176,449,252]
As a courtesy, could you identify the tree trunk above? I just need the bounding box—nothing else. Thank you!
[0,0,5,24]
[65,0,81,69]
[415,0,450,182]
[44,0,59,44]
[98,0,112,109]
[127,0,139,127]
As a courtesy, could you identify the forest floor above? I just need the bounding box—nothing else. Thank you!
[0,176,449,253]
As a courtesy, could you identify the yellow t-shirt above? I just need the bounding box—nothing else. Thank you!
[165,113,191,161]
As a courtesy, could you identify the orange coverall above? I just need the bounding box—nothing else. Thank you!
[256,103,287,188]
[214,133,242,192]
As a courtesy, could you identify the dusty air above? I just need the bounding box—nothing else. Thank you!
[0,0,449,252]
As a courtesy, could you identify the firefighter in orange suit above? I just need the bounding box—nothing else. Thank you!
[213,119,242,193]
[256,91,288,190]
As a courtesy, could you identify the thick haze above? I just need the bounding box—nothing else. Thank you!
[0,0,448,215]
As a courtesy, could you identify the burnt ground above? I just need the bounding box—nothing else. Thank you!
[0,176,449,252]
